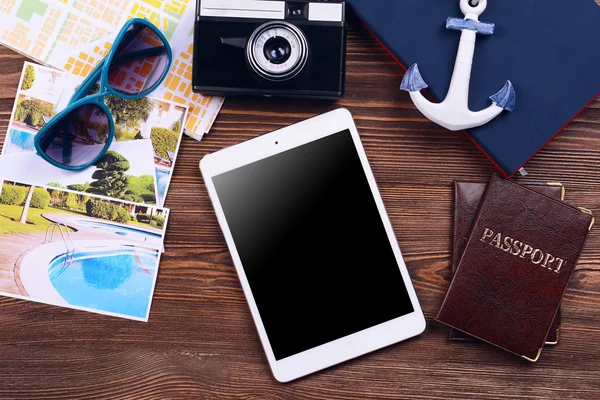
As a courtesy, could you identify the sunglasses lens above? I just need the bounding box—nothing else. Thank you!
[108,22,169,96]
[38,103,110,168]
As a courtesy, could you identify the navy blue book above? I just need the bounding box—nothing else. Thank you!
[347,0,600,177]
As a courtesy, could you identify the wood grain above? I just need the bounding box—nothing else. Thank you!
[0,19,600,400]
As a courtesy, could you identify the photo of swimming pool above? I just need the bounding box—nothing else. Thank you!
[4,128,36,154]
[49,247,159,319]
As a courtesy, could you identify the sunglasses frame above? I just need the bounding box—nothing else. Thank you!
[34,18,173,171]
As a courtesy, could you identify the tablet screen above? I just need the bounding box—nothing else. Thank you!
[212,129,414,360]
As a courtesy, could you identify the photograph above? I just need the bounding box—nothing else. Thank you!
[0,180,169,321]
[104,96,187,206]
[2,62,186,206]
[18,63,66,105]
[0,139,159,205]
[2,63,68,155]
[5,94,57,154]
[142,99,187,205]
[143,99,187,169]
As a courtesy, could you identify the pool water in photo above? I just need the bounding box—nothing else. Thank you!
[49,247,159,318]
[156,167,171,206]
[75,219,162,242]
[6,128,36,153]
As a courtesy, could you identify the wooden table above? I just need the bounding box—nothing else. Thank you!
[0,20,599,400]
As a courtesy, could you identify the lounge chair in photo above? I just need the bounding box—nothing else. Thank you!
[86,127,103,145]
[67,123,93,145]
[153,150,171,167]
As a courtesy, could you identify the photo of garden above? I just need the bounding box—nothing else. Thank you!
[3,64,64,154]
[0,139,159,205]
[13,94,55,133]
[144,99,186,167]
[0,180,168,320]
[143,99,187,205]
[47,149,158,204]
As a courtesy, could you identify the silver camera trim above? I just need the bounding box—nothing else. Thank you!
[246,21,309,82]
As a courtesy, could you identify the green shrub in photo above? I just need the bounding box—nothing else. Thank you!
[19,99,55,123]
[171,119,182,134]
[30,188,51,209]
[87,200,116,220]
[49,189,65,208]
[135,213,164,228]
[140,193,156,204]
[122,189,144,203]
[67,184,87,192]
[105,95,153,129]
[136,213,151,223]
[14,105,30,122]
[78,195,91,212]
[114,125,125,141]
[85,199,95,215]
[112,206,131,224]
[125,175,155,203]
[26,111,43,127]
[65,192,80,209]
[0,184,28,206]
[114,125,139,142]
[87,151,131,199]
[95,201,114,220]
[150,127,179,159]
[153,215,166,228]
[21,65,35,90]
[86,198,131,223]
[124,194,144,203]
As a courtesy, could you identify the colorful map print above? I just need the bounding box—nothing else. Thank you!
[0,0,223,138]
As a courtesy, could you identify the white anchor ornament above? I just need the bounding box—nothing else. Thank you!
[400,0,515,131]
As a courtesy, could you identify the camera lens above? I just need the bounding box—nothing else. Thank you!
[264,37,291,64]
[247,21,309,81]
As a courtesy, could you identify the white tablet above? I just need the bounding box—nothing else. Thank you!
[200,108,425,382]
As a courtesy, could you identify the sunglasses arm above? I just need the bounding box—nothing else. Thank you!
[68,45,167,106]
[69,60,106,105]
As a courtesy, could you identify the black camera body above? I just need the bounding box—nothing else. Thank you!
[192,0,346,99]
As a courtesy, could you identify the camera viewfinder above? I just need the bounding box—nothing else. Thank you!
[286,2,309,20]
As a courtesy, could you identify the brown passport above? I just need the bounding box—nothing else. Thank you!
[450,181,564,345]
[437,175,594,361]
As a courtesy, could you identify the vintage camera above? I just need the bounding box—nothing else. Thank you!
[193,0,346,99]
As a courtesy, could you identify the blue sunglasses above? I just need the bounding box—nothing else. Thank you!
[34,18,173,171]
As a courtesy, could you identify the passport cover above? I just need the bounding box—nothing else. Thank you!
[437,175,594,361]
[450,181,564,344]
[346,0,600,177]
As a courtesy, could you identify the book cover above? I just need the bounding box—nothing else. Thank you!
[450,181,564,344]
[437,175,594,361]
[346,0,600,177]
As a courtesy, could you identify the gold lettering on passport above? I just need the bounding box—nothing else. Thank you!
[479,227,566,273]
[531,249,544,264]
